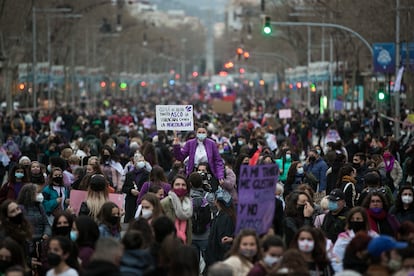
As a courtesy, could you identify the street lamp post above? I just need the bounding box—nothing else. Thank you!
[269,20,373,110]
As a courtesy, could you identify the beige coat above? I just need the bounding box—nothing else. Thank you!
[222,255,253,276]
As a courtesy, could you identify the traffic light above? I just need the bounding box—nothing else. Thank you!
[243,51,250,60]
[262,16,272,35]
[236,47,243,60]
[18,83,25,91]
[310,83,316,92]
[119,82,127,90]
[378,88,386,101]
[100,81,107,88]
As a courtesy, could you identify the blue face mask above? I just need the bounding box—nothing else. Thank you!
[15,172,24,179]
[70,230,78,241]
[197,133,207,141]
[328,201,339,211]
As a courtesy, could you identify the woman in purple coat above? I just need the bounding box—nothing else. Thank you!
[173,126,225,184]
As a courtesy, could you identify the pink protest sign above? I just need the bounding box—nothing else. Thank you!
[69,190,125,215]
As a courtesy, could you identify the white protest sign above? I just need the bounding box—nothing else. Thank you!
[156,105,194,131]
[278,108,292,119]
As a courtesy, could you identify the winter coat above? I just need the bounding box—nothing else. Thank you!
[41,185,69,215]
[304,157,328,192]
[20,203,51,240]
[205,210,235,266]
[120,248,154,276]
[173,138,224,180]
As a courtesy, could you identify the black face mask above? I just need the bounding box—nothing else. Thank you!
[309,156,316,162]
[47,252,61,267]
[9,213,23,224]
[103,155,111,161]
[53,176,63,185]
[108,216,120,225]
[0,260,12,272]
[31,174,45,184]
[349,221,366,233]
[352,163,360,170]
[55,226,71,236]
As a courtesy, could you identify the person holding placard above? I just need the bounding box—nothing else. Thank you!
[173,126,225,186]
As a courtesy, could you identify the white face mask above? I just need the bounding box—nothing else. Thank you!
[141,208,153,219]
[401,195,413,204]
[298,239,314,253]
[36,193,44,203]
[263,255,280,267]
[136,161,145,169]
[297,167,304,174]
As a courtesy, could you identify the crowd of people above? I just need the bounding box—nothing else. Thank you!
[0,94,414,276]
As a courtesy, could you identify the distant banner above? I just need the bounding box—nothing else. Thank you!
[69,190,125,215]
[278,108,292,119]
[212,100,233,114]
[156,105,194,131]
[235,164,278,235]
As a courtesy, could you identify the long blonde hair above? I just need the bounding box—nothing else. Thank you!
[86,189,109,220]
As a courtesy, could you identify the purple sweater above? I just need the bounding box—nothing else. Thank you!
[136,181,171,204]
[173,138,224,180]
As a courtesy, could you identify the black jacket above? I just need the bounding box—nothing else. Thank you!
[83,260,121,276]
[321,207,349,243]
[205,210,235,266]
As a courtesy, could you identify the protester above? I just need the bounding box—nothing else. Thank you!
[247,235,285,276]
[42,167,70,224]
[79,174,109,220]
[361,191,400,237]
[222,229,262,276]
[122,153,151,223]
[283,161,305,198]
[136,165,170,204]
[332,207,378,272]
[160,174,193,244]
[366,235,408,274]
[51,211,74,238]
[173,126,225,184]
[100,145,123,192]
[83,238,124,276]
[120,230,154,275]
[290,226,335,275]
[205,189,236,266]
[320,189,349,243]
[282,191,315,247]
[46,236,80,276]
[135,193,163,223]
[0,200,32,255]
[97,201,122,240]
[0,237,30,275]
[71,215,100,269]
[389,185,414,223]
[0,164,30,204]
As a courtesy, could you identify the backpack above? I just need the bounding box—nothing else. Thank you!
[192,194,211,235]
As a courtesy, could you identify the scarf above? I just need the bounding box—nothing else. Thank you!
[175,219,188,244]
[367,208,387,233]
[168,191,193,220]
[384,157,395,172]
[342,175,356,184]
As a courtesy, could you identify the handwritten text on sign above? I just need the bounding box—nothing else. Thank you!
[156,105,194,131]
[236,164,278,235]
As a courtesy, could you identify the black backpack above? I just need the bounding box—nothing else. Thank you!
[192,194,211,235]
